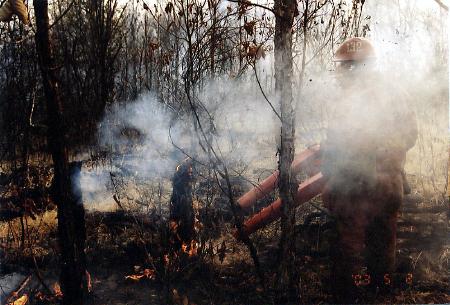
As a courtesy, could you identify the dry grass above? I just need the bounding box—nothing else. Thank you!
[0,211,58,262]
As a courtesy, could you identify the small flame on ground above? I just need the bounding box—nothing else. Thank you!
[163,254,170,265]
[86,270,92,292]
[53,282,63,297]
[188,240,198,257]
[124,269,156,281]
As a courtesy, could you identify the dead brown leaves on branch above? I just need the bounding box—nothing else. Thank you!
[238,0,251,18]
[165,2,174,14]
[148,41,159,60]
[243,20,257,35]
[241,41,266,61]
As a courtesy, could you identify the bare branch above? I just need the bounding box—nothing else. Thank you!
[434,0,448,11]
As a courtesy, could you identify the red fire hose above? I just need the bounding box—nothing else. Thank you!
[234,145,325,239]
[235,173,326,239]
[237,144,321,209]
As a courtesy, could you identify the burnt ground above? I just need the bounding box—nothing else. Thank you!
[0,178,449,305]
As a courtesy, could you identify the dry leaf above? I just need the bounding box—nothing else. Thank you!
[149,42,159,51]
[243,20,256,35]
[165,2,173,14]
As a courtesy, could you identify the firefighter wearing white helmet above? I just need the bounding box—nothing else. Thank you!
[321,37,418,302]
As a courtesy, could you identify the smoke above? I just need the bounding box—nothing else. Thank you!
[296,0,448,197]
[362,1,447,195]
[79,75,280,210]
[79,0,448,210]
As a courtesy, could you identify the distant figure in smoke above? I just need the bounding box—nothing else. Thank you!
[169,158,195,246]
[321,37,418,301]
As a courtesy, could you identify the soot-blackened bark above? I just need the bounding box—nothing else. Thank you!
[169,159,195,245]
[34,1,87,304]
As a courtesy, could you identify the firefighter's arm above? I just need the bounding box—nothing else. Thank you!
[391,89,418,152]
[401,109,418,151]
[392,84,418,151]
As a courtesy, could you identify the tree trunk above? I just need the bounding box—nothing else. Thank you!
[33,1,87,304]
[274,0,298,298]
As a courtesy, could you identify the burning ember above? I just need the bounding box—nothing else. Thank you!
[125,268,156,281]
[33,282,64,303]
[53,282,63,297]
[180,240,199,257]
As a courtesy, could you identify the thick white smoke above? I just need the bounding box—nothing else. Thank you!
[295,0,448,197]
[79,0,448,210]
[79,76,280,210]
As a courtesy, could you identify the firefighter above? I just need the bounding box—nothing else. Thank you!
[321,37,418,301]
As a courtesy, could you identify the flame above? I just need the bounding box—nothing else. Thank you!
[125,274,145,281]
[163,254,170,265]
[188,240,198,257]
[53,282,63,297]
[34,288,63,302]
[175,157,192,173]
[169,220,179,232]
[8,295,28,305]
[86,270,92,292]
[181,243,188,252]
[125,268,156,281]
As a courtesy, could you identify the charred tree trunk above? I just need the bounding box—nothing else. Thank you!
[169,159,195,245]
[33,1,87,304]
[274,0,298,297]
